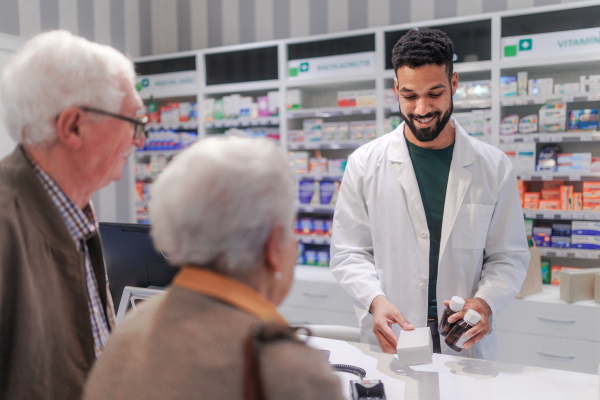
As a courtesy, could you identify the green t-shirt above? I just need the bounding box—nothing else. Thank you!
[405,137,454,321]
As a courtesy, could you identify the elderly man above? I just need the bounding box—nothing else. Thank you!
[0,31,145,399]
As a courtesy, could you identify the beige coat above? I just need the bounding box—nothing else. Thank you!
[83,283,344,400]
[0,147,115,400]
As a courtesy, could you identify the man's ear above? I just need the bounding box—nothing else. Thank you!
[394,76,399,95]
[451,72,459,96]
[55,107,85,150]
[263,225,284,276]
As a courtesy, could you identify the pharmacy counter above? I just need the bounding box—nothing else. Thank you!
[306,336,599,400]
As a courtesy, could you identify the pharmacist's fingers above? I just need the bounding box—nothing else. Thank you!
[442,300,451,308]
[448,309,466,324]
[463,330,485,349]
[373,325,397,354]
[391,309,415,331]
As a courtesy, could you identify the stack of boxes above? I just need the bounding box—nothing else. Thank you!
[530,220,600,250]
[204,92,279,121]
[583,181,600,211]
[288,151,346,176]
[520,181,582,211]
[288,119,376,144]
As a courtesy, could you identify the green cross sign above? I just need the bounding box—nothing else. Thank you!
[519,39,532,51]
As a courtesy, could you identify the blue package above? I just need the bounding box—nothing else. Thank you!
[304,250,317,265]
[572,243,600,250]
[320,181,339,205]
[316,251,329,267]
[552,223,571,237]
[568,109,599,131]
[573,229,600,236]
[299,181,318,204]
[536,145,560,172]
[551,236,571,248]
[533,227,552,247]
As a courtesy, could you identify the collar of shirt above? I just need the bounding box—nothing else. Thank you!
[21,146,97,245]
[173,265,288,325]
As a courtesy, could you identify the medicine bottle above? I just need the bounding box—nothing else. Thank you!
[438,296,465,337]
[444,309,481,352]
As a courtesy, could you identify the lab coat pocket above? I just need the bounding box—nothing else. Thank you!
[452,204,494,250]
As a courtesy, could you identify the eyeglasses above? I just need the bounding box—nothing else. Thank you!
[80,106,148,140]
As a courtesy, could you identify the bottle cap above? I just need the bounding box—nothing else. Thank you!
[449,296,465,312]
[464,309,481,326]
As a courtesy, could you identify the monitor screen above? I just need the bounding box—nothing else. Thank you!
[99,222,180,307]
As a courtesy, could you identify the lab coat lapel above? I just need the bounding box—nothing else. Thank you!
[387,123,427,223]
[439,122,475,260]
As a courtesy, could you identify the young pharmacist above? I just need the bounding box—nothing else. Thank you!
[330,28,529,361]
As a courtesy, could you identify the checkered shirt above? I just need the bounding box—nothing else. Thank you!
[24,149,110,359]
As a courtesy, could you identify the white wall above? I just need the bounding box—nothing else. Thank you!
[0,34,25,160]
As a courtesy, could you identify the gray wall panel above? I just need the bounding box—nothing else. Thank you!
[77,0,94,41]
[41,0,60,31]
[0,0,20,35]
[309,0,327,35]
[207,0,221,47]
[274,0,290,39]
[349,0,367,30]
[390,0,411,24]
[139,0,152,55]
[435,0,457,19]
[239,0,255,43]
[177,0,192,50]
[483,0,507,12]
[110,0,125,52]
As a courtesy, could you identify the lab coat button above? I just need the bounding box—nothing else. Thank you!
[419,283,427,290]
[420,231,428,239]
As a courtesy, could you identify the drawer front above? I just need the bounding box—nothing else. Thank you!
[281,280,355,313]
[497,330,600,374]
[496,299,600,342]
[277,305,359,328]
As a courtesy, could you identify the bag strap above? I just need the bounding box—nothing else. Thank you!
[243,323,310,400]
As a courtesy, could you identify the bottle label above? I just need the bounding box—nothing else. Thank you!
[455,333,469,349]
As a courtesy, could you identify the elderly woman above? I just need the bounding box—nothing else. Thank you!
[83,137,343,400]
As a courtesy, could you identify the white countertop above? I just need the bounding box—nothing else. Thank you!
[306,336,599,400]
[519,285,600,307]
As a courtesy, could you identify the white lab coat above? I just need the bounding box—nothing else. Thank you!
[330,119,530,361]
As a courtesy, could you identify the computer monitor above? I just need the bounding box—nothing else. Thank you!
[99,222,180,306]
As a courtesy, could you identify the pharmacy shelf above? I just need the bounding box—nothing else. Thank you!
[523,210,600,221]
[296,235,332,245]
[287,106,376,119]
[293,173,343,181]
[501,132,600,143]
[539,247,600,260]
[288,141,366,150]
[516,172,600,181]
[145,122,198,131]
[297,204,336,214]
[134,150,183,158]
[500,93,600,107]
[204,117,279,129]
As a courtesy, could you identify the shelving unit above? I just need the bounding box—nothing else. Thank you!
[129,1,600,268]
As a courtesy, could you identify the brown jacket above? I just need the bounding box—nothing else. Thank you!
[83,268,344,400]
[0,147,115,400]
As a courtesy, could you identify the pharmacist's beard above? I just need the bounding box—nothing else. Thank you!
[400,100,453,143]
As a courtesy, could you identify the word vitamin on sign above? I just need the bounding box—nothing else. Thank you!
[288,52,376,80]
[502,28,600,60]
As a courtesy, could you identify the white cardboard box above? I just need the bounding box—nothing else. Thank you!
[396,327,433,366]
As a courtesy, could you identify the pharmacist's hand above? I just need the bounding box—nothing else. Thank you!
[444,297,492,350]
[370,295,415,354]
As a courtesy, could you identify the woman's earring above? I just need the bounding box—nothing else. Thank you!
[274,271,283,280]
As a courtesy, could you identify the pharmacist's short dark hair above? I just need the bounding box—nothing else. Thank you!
[392,28,454,81]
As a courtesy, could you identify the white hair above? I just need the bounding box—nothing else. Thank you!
[149,137,296,275]
[1,30,135,146]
